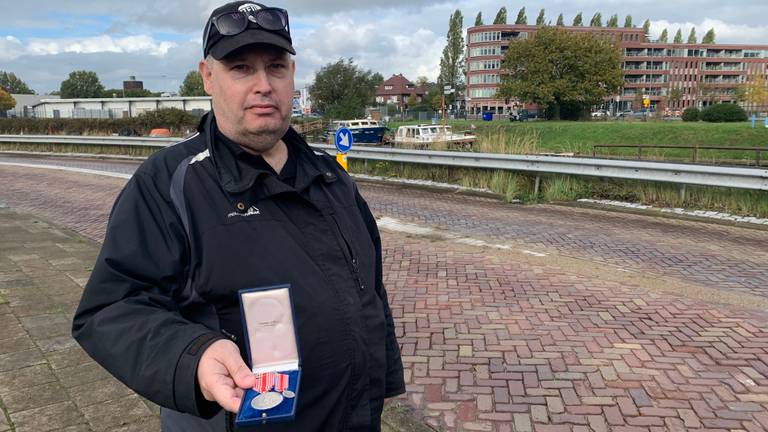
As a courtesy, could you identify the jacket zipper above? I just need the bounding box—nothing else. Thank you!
[327,209,366,291]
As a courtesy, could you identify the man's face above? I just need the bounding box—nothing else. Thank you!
[199,44,295,153]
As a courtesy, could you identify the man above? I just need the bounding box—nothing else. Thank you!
[71,2,405,430]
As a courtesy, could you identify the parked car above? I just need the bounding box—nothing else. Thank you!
[617,110,634,118]
[591,110,608,118]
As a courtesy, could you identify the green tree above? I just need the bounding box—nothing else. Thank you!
[687,27,697,44]
[556,14,564,26]
[673,28,683,43]
[179,71,207,96]
[589,12,602,27]
[0,71,35,94]
[572,12,583,26]
[102,88,154,98]
[607,14,618,28]
[642,19,651,39]
[702,28,716,44]
[0,88,16,112]
[493,7,507,25]
[498,27,623,120]
[515,7,527,25]
[308,58,382,119]
[438,9,465,105]
[536,9,546,26]
[659,28,668,43]
[474,12,483,26]
[623,15,633,28]
[59,70,105,98]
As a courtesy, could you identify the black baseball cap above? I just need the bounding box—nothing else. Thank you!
[203,1,295,59]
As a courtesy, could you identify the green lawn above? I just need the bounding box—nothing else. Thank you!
[387,119,768,164]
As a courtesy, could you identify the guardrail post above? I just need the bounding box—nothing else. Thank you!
[534,175,541,197]
[679,184,687,202]
[757,149,761,167]
[637,146,642,160]
[692,146,698,163]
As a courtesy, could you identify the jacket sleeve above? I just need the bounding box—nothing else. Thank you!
[354,185,406,398]
[71,171,223,418]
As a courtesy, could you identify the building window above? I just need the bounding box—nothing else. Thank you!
[469,74,500,84]
[470,31,501,43]
[469,60,501,71]
[469,88,498,98]
[470,46,501,57]
[384,85,393,90]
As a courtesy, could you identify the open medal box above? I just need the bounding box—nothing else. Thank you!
[236,284,301,426]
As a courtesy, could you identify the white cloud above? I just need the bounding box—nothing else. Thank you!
[0,36,25,61]
[27,35,176,56]
[648,19,768,44]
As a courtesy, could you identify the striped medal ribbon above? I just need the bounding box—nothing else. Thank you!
[274,373,289,393]
[254,372,276,393]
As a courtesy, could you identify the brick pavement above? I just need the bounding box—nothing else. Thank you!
[1,164,768,431]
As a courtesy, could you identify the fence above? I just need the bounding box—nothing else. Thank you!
[1,135,766,195]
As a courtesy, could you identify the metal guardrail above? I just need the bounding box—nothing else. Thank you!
[1,135,767,192]
[593,144,768,166]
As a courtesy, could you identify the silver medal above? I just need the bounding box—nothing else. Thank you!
[282,390,295,398]
[251,391,283,410]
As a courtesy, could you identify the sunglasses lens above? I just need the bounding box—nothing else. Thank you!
[215,12,248,35]
[255,9,287,30]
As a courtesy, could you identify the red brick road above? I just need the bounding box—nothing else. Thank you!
[1,162,768,431]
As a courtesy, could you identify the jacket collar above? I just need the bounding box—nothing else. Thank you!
[199,112,337,195]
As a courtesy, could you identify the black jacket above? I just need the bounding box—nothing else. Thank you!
[72,113,405,431]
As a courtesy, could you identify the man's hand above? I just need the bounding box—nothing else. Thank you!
[197,339,256,413]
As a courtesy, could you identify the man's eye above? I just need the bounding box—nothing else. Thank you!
[231,64,249,72]
[270,63,286,70]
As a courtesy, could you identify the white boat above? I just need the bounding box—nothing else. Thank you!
[393,124,476,149]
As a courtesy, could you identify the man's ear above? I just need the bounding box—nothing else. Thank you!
[198,60,213,96]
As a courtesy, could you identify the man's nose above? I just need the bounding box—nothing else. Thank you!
[250,68,272,94]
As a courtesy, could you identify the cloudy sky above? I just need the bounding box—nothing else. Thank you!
[2,0,768,95]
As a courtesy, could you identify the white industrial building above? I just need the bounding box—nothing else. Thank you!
[28,96,212,119]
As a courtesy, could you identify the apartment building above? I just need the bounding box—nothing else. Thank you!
[465,24,768,115]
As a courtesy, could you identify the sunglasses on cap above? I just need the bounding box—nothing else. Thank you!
[203,7,290,54]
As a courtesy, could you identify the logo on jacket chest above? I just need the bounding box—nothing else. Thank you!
[228,202,261,218]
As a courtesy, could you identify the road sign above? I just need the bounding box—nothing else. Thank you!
[334,127,353,153]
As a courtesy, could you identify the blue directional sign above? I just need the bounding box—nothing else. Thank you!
[334,127,353,153]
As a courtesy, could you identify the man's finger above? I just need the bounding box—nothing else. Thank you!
[208,380,243,413]
[221,351,256,389]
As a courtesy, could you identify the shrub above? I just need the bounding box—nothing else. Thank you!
[681,107,700,122]
[700,103,748,123]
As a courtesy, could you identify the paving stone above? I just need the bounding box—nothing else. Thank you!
[69,377,135,409]
[0,364,57,395]
[79,394,156,432]
[10,401,86,432]
[1,381,70,414]
[0,349,46,373]
[3,163,768,432]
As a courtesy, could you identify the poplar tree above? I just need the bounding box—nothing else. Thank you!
[687,27,697,44]
[607,14,618,28]
[590,12,602,27]
[474,12,483,26]
[659,29,668,43]
[556,14,564,26]
[438,10,465,104]
[702,28,716,44]
[493,7,507,25]
[572,13,583,26]
[515,7,527,25]
[674,29,683,43]
[623,15,632,28]
[536,9,545,26]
